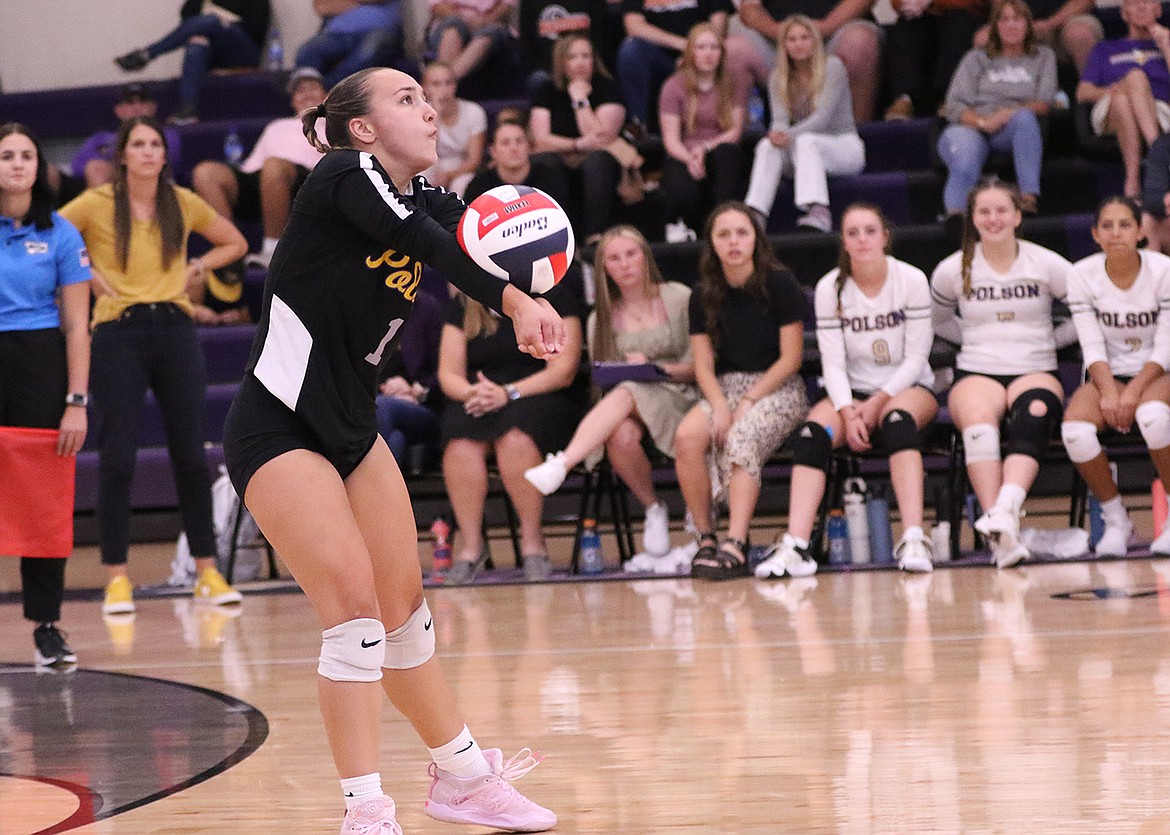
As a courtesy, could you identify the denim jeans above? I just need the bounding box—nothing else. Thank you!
[937,109,1043,213]
[375,395,439,465]
[296,15,403,87]
[147,15,261,110]
[615,36,678,126]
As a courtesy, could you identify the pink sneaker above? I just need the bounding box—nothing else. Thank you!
[425,748,557,832]
[340,795,402,835]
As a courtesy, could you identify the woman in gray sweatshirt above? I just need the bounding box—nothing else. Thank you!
[937,0,1058,216]
[743,14,865,233]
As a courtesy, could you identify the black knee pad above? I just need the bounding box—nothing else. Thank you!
[790,421,832,472]
[1006,388,1064,461]
[880,409,921,453]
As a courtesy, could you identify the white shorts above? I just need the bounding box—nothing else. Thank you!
[1091,94,1170,135]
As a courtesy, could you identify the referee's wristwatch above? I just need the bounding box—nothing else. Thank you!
[504,383,521,401]
[65,392,89,408]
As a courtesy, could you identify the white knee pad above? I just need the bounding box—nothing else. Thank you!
[319,617,386,682]
[962,423,1001,463]
[383,599,435,670]
[1061,420,1103,463]
[1137,401,1170,450]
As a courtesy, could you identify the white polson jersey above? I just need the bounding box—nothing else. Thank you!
[931,239,1071,374]
[1067,249,1170,377]
[815,256,935,410]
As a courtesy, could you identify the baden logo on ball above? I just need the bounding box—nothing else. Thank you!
[457,185,575,295]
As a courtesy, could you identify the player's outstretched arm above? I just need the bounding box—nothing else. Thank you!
[502,285,565,359]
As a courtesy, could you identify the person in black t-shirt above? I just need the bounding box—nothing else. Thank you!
[464,116,572,209]
[674,201,810,580]
[531,33,627,241]
[220,67,560,834]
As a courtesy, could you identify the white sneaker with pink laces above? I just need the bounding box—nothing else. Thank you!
[340,795,402,835]
[425,748,557,832]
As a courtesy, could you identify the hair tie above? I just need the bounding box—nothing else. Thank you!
[315,102,327,117]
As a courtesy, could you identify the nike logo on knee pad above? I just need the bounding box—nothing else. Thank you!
[361,638,383,648]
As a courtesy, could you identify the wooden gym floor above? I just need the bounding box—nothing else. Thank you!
[5,535,1170,832]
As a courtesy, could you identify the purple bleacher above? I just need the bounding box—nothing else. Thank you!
[170,117,272,184]
[1062,213,1096,262]
[200,323,257,383]
[858,118,935,173]
[2,72,288,142]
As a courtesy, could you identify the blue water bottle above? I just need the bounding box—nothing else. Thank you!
[579,518,604,575]
[223,128,243,167]
[747,89,767,131]
[827,509,851,566]
[265,26,284,71]
[866,484,895,565]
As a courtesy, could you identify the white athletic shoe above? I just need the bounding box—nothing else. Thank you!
[754,534,818,579]
[1095,514,1133,558]
[1152,525,1170,556]
[896,532,934,573]
[975,504,1029,569]
[524,452,567,496]
[642,501,670,557]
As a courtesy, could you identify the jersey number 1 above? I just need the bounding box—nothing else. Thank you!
[365,318,405,366]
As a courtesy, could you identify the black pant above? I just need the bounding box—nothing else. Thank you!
[660,142,746,233]
[532,150,622,238]
[884,11,983,115]
[0,329,69,623]
[91,304,217,565]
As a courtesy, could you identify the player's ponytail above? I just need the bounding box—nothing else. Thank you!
[301,67,380,153]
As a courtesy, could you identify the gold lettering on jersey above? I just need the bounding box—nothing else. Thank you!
[385,262,422,301]
[367,249,410,269]
[368,248,422,302]
[997,311,1015,322]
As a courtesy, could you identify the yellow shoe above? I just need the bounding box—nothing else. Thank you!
[194,567,243,605]
[103,613,136,653]
[102,575,135,615]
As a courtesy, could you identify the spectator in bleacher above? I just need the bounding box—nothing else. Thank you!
[882,0,990,121]
[756,203,938,578]
[376,290,444,470]
[1077,0,1170,199]
[524,226,699,569]
[938,0,1058,218]
[674,202,809,580]
[295,0,404,88]
[1062,196,1170,555]
[617,0,762,131]
[437,287,585,583]
[972,0,1101,74]
[659,23,748,240]
[425,0,518,82]
[59,117,248,615]
[530,33,626,244]
[0,124,91,667]
[71,84,183,190]
[417,62,487,198]
[730,0,884,122]
[113,0,272,125]
[464,115,572,207]
[1142,131,1170,249]
[743,14,865,233]
[930,177,1074,568]
[191,67,326,277]
[519,0,618,93]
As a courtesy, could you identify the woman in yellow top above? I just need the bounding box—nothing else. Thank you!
[61,116,247,617]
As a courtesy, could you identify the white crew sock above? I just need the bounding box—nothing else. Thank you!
[429,725,490,778]
[995,484,1027,514]
[902,525,924,541]
[340,772,382,811]
[1100,495,1127,524]
[261,236,279,256]
[790,534,810,550]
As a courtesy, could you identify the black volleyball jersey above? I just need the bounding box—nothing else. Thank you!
[244,149,508,455]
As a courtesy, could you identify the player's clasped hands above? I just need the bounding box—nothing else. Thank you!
[505,289,564,359]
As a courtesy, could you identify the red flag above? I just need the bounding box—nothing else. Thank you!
[0,426,75,558]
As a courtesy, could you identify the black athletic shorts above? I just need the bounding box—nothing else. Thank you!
[222,376,377,501]
[952,369,1057,389]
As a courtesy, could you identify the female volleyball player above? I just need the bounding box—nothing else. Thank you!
[931,178,1074,569]
[221,67,560,834]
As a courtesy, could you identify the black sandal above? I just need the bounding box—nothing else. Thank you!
[692,537,751,581]
[689,533,719,577]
